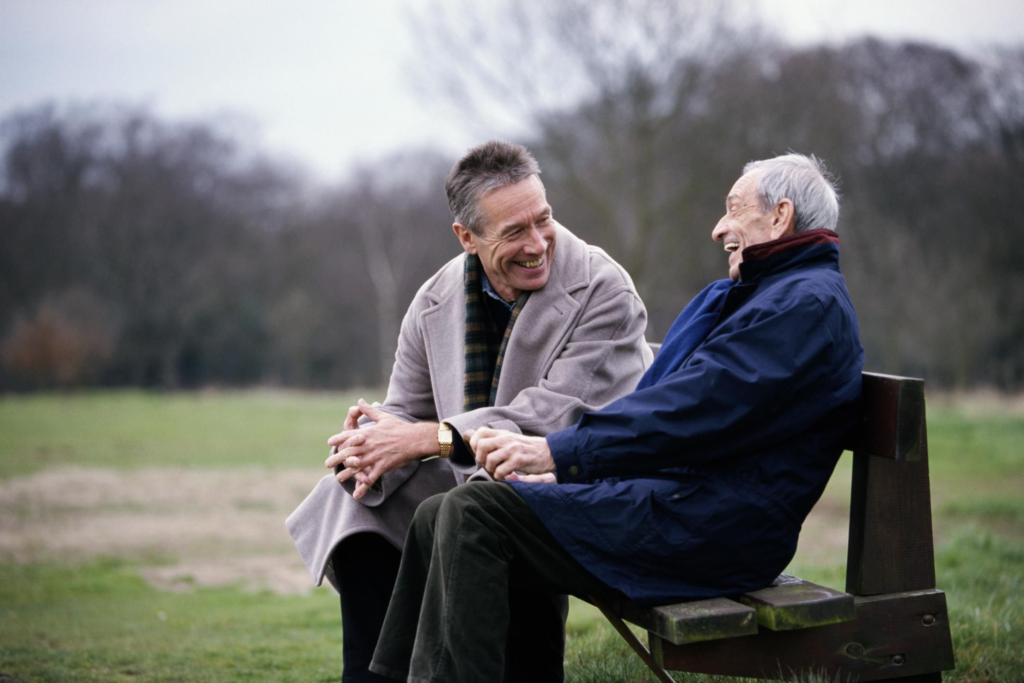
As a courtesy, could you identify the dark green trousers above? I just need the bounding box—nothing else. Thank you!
[369,482,623,683]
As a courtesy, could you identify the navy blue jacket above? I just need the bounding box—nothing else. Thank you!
[511,232,864,606]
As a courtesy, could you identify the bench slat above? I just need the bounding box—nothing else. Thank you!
[736,574,856,631]
[616,597,758,645]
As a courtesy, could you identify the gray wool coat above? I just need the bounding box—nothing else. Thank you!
[286,224,652,591]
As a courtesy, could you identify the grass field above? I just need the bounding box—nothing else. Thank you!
[1,390,1022,681]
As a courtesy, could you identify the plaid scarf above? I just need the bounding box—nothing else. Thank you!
[463,254,530,410]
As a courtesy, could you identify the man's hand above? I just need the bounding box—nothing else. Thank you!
[469,427,555,482]
[325,399,437,500]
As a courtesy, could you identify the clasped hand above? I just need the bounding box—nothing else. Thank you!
[469,427,557,484]
[326,399,430,500]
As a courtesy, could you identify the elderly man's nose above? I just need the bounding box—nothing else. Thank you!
[712,220,727,241]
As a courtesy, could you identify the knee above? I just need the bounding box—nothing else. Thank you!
[409,492,446,542]
[445,481,501,506]
[435,482,501,530]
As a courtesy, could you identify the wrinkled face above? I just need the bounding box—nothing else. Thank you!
[711,171,790,282]
[454,175,556,301]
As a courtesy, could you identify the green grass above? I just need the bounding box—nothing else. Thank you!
[0,559,342,682]
[926,407,1024,479]
[4,533,1017,682]
[0,560,828,683]
[1,391,1022,681]
[0,389,379,479]
[938,531,1024,680]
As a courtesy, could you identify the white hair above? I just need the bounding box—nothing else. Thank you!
[743,153,841,233]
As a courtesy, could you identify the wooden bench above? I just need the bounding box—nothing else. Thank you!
[589,367,956,682]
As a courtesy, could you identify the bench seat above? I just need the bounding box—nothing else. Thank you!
[601,574,855,646]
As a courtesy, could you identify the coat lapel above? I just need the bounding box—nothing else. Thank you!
[494,225,588,406]
[421,258,468,421]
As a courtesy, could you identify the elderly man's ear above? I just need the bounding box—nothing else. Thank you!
[771,199,796,239]
[453,223,478,254]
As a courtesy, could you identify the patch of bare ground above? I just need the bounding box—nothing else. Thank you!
[0,466,326,595]
[928,389,1024,417]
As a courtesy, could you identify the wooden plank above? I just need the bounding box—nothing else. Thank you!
[843,373,925,461]
[846,385,935,597]
[735,574,855,631]
[846,447,938,595]
[846,373,936,596]
[615,597,758,645]
[654,589,955,681]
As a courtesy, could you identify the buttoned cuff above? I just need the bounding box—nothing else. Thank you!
[546,426,585,483]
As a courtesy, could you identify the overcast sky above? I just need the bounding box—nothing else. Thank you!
[2,0,1023,182]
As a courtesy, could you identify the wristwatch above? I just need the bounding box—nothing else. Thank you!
[437,422,453,458]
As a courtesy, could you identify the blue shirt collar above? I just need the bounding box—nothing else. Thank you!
[481,271,515,311]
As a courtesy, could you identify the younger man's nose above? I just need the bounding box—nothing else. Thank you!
[524,227,548,253]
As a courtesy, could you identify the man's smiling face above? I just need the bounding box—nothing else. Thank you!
[455,174,556,301]
[712,171,788,282]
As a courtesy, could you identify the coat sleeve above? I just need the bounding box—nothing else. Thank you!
[547,289,841,482]
[443,282,652,476]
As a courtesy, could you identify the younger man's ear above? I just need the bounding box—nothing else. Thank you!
[453,223,478,254]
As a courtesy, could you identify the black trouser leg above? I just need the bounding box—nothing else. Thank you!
[370,483,622,683]
[504,569,569,682]
[333,533,402,683]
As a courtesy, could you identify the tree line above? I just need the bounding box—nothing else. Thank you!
[2,34,1022,391]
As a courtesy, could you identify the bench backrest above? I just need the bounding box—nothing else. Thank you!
[845,372,935,596]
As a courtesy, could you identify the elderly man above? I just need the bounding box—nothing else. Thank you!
[368,153,865,682]
[286,140,651,682]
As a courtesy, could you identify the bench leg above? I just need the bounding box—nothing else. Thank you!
[590,596,677,683]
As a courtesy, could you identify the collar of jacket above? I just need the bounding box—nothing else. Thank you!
[715,229,842,327]
[738,228,840,285]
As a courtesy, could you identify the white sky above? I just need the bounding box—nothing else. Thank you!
[1,0,1023,182]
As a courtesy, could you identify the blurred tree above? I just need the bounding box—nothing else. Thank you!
[407,1,1024,388]
[261,151,454,387]
[336,151,454,382]
[0,105,294,388]
[2,31,1022,390]
[0,288,116,388]
[408,0,766,314]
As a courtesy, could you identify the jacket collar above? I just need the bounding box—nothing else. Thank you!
[715,230,842,326]
[738,229,840,285]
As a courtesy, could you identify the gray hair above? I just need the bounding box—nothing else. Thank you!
[743,153,841,233]
[445,140,541,235]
